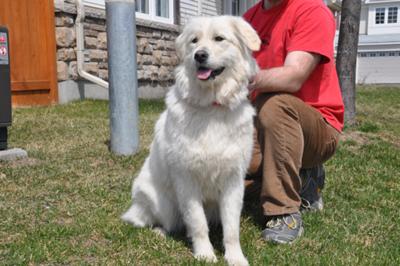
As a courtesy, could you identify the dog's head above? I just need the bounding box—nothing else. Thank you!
[172,16,261,109]
[175,16,261,84]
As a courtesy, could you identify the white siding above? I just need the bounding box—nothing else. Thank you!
[358,55,400,83]
[180,0,223,25]
[367,3,400,35]
[201,0,220,16]
[360,5,369,34]
[180,0,200,25]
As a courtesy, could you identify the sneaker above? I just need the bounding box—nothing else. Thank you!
[300,164,325,212]
[261,212,303,244]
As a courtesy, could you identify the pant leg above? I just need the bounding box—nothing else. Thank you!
[250,93,340,216]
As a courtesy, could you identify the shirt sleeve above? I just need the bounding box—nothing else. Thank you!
[286,6,336,63]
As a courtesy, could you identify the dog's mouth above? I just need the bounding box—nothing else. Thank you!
[197,66,225,81]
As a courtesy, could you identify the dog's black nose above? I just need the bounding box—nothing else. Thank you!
[194,50,209,63]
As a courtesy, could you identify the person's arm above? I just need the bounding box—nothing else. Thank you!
[249,51,321,93]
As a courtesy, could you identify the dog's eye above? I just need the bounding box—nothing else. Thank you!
[191,37,198,44]
[214,36,225,42]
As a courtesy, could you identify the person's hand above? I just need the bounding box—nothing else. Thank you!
[248,74,259,92]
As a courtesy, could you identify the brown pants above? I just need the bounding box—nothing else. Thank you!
[248,93,340,216]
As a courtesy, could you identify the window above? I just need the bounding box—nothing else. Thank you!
[135,0,174,24]
[359,51,400,57]
[230,0,240,15]
[388,7,398,23]
[136,0,149,14]
[155,0,169,18]
[375,8,385,24]
[83,0,174,24]
[223,0,258,16]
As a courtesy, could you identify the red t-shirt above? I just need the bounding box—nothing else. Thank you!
[244,0,344,132]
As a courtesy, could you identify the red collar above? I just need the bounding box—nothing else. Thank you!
[212,101,222,107]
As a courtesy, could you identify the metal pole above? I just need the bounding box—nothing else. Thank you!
[106,0,139,155]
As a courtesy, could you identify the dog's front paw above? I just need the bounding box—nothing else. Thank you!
[193,238,217,263]
[225,253,249,266]
[193,246,217,263]
[194,252,217,263]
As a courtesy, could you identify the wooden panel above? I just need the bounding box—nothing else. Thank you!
[0,0,58,106]
[11,81,51,92]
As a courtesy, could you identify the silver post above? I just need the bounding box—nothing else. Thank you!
[106,0,139,155]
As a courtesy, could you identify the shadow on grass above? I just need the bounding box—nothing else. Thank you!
[120,188,265,257]
[166,224,226,256]
[166,179,266,255]
[243,178,266,230]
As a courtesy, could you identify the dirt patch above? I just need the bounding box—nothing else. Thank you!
[340,131,370,146]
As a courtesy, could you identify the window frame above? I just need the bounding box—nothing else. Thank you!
[388,6,398,24]
[84,0,105,9]
[83,0,175,25]
[223,0,258,16]
[374,6,400,25]
[136,0,174,25]
[375,7,386,24]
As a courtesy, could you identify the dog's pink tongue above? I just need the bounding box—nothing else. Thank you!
[197,68,212,80]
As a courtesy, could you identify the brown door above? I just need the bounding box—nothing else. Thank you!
[0,0,58,106]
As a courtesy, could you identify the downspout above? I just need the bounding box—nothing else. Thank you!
[76,0,109,88]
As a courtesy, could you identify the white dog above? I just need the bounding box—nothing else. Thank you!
[122,16,260,266]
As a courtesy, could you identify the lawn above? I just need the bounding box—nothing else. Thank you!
[1,86,399,265]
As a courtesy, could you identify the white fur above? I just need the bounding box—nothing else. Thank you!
[122,16,260,266]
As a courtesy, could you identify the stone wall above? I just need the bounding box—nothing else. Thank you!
[54,1,180,100]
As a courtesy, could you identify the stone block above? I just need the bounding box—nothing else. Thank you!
[56,27,76,48]
[69,61,78,80]
[55,14,74,27]
[158,66,171,81]
[141,55,153,66]
[88,49,108,62]
[87,22,106,32]
[57,48,76,61]
[165,41,175,51]
[161,56,173,66]
[97,32,107,49]
[57,61,69,81]
[137,38,149,53]
[152,50,163,66]
[98,62,108,69]
[152,31,162,38]
[99,69,109,80]
[84,62,99,75]
[85,29,99,37]
[85,37,98,49]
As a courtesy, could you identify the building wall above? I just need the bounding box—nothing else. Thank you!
[180,0,199,24]
[365,1,400,35]
[355,1,400,84]
[201,0,222,16]
[54,0,179,102]
[359,5,369,35]
[358,54,400,84]
[180,0,222,25]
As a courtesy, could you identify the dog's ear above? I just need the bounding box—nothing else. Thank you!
[231,17,261,52]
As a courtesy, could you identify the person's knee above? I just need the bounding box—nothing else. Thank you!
[256,94,298,130]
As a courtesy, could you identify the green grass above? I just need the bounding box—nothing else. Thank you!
[1,86,399,265]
